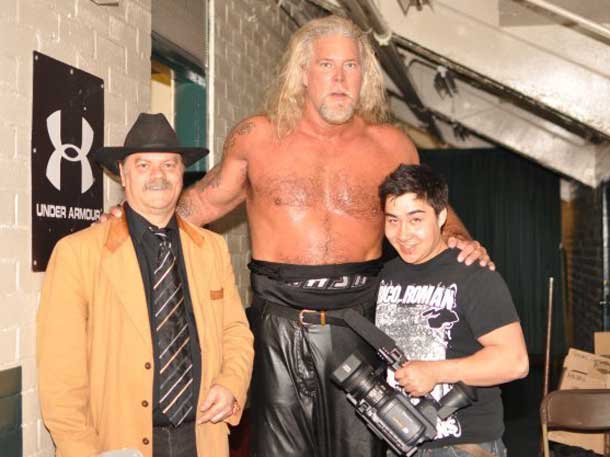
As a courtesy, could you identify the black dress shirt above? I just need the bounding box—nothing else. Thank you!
[125,203,201,426]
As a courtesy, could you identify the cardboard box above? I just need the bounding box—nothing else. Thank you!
[594,332,610,356]
[547,348,610,455]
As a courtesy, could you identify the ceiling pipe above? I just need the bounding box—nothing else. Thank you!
[393,34,610,144]
[338,0,444,141]
[520,0,610,43]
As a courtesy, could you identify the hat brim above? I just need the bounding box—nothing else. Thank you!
[93,147,209,176]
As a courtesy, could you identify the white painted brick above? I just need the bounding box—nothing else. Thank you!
[75,52,106,83]
[0,293,23,330]
[0,192,16,226]
[15,191,30,228]
[19,324,36,361]
[0,159,28,190]
[106,121,128,145]
[126,47,150,81]
[109,15,137,48]
[75,0,110,33]
[96,34,126,71]
[106,92,127,126]
[0,328,18,365]
[104,173,124,206]
[22,388,40,426]
[18,261,45,294]
[60,16,96,61]
[135,81,149,105]
[0,21,39,58]
[49,0,77,19]
[126,2,151,34]
[0,124,17,158]
[0,261,17,294]
[22,421,37,457]
[0,55,18,92]
[21,356,37,392]
[108,67,137,98]
[19,0,60,43]
[0,227,28,258]
[125,101,144,129]
[0,0,17,23]
[0,92,30,129]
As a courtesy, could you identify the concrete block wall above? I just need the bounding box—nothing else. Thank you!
[210,0,297,304]
[0,0,151,455]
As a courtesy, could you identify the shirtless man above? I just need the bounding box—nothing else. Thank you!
[109,15,490,457]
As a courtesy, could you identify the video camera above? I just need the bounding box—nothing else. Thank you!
[330,310,476,456]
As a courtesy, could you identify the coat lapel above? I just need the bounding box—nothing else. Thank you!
[101,213,152,347]
[177,217,215,386]
[177,216,210,324]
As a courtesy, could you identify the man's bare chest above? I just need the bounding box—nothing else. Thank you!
[249,157,390,220]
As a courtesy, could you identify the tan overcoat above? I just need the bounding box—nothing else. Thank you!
[37,213,254,457]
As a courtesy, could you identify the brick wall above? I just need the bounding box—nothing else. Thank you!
[210,0,298,304]
[564,182,604,352]
[0,1,151,455]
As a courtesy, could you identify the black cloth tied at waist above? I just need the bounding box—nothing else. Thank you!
[248,258,383,311]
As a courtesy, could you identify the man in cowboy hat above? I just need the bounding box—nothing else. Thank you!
[37,113,254,457]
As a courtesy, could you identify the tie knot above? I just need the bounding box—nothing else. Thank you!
[149,227,171,245]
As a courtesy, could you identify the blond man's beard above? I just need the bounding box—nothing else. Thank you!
[319,96,357,124]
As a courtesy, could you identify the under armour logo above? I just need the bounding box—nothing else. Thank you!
[45,110,95,193]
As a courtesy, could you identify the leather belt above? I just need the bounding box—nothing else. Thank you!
[253,300,349,327]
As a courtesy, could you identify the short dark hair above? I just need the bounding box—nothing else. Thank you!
[379,164,448,214]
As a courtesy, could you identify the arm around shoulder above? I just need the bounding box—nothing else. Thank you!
[178,116,268,226]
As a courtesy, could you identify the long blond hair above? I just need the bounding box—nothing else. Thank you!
[265,15,388,137]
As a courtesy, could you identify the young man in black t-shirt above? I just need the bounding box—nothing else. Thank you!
[376,164,529,457]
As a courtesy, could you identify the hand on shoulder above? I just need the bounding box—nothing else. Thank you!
[447,236,495,271]
[93,204,123,225]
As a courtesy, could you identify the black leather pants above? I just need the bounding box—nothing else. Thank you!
[249,300,384,457]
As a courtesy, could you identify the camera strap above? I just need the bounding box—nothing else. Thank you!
[341,309,408,365]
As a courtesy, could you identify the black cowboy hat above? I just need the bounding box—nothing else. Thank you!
[93,113,208,175]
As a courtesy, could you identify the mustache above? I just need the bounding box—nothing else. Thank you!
[144,178,172,191]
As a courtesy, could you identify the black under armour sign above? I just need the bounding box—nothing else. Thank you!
[31,52,104,271]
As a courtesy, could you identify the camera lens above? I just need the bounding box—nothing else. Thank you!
[331,352,377,398]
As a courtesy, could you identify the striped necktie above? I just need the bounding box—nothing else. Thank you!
[150,228,195,427]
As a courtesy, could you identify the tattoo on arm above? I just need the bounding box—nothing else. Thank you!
[193,120,253,195]
[223,120,255,155]
[195,165,222,192]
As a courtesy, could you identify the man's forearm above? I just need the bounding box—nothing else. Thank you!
[177,185,244,227]
[432,343,528,387]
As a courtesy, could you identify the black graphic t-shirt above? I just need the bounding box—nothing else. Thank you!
[376,248,519,448]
